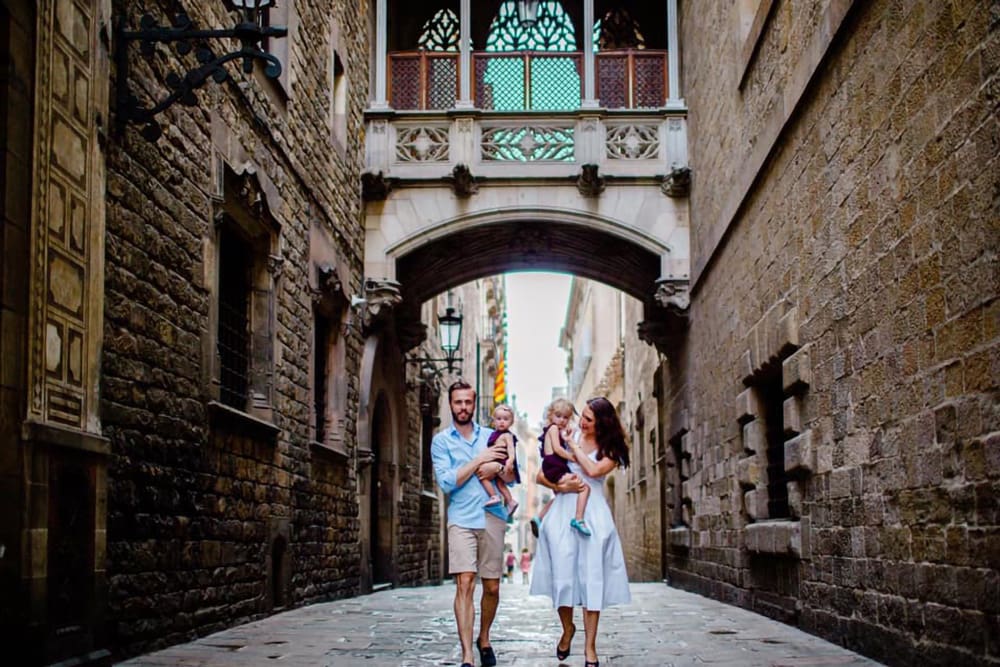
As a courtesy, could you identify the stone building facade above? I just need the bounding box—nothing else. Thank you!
[0,1,510,664]
[579,1,998,665]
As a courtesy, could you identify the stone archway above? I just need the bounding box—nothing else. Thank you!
[357,331,406,592]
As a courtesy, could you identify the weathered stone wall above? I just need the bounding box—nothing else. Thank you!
[653,1,998,665]
[0,0,34,643]
[103,0,371,658]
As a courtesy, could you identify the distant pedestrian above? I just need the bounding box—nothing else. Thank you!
[519,548,532,584]
[478,404,521,518]
[431,381,516,667]
[530,397,631,667]
[504,549,516,582]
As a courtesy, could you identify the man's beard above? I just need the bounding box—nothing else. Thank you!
[452,410,472,425]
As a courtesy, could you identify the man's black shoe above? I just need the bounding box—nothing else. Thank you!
[476,638,497,667]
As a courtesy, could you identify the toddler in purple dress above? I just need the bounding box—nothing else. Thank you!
[479,404,520,518]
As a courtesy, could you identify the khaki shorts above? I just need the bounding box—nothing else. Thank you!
[447,514,506,579]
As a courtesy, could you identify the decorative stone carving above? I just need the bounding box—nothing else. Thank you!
[361,170,397,201]
[480,125,574,161]
[397,318,428,352]
[266,254,285,277]
[654,278,690,314]
[661,165,691,197]
[636,319,675,354]
[446,163,479,198]
[361,278,402,333]
[311,263,346,313]
[605,124,660,160]
[575,163,605,197]
[395,126,450,162]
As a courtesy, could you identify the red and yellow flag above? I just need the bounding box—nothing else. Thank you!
[493,353,506,405]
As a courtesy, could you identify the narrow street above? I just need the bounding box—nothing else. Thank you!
[118,582,882,666]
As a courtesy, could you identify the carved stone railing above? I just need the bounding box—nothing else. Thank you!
[364,109,687,183]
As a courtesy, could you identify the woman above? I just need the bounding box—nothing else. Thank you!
[529,397,630,667]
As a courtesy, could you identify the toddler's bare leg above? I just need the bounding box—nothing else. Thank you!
[574,484,590,521]
[496,479,514,505]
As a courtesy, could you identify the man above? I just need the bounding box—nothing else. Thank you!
[431,380,515,667]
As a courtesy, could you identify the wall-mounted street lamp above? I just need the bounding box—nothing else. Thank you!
[517,0,540,29]
[115,0,287,141]
[407,307,464,383]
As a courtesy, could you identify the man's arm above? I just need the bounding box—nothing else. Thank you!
[433,435,505,494]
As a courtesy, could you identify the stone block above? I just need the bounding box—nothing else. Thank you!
[668,526,691,549]
[783,396,802,436]
[743,419,764,454]
[738,456,760,489]
[745,520,801,557]
[776,306,800,358]
[787,481,802,518]
[782,346,811,395]
[784,430,814,476]
[735,387,761,425]
[744,489,766,520]
[737,349,754,386]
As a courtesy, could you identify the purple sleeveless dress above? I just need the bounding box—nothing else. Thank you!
[539,424,572,484]
[488,429,521,484]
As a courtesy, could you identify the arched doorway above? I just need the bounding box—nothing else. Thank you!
[370,393,396,587]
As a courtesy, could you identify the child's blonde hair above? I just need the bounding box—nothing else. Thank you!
[545,398,576,424]
[493,404,515,420]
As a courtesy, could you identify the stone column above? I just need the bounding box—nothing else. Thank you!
[582,0,598,108]
[457,0,473,108]
[666,0,684,108]
[372,0,389,109]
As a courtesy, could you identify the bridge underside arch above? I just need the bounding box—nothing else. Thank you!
[395,219,662,308]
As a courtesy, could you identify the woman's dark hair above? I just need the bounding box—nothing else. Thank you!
[587,397,629,468]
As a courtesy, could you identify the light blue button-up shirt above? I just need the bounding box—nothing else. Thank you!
[431,421,510,528]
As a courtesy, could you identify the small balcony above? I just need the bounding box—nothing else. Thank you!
[388,49,668,112]
[368,51,684,181]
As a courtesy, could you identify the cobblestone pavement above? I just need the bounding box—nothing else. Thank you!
[118,582,883,667]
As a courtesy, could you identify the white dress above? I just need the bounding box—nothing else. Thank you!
[530,450,631,610]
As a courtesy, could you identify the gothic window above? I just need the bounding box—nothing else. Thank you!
[418,8,459,52]
[593,8,646,51]
[330,49,347,146]
[260,0,293,97]
[479,1,580,111]
[486,1,576,52]
[218,226,252,409]
[313,310,333,444]
[208,167,280,428]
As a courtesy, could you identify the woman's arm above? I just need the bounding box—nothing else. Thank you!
[535,469,586,493]
[569,441,617,478]
[546,425,575,462]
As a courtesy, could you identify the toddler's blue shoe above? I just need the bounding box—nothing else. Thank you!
[570,518,592,537]
[530,516,541,538]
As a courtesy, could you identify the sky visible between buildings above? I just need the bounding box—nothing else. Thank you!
[504,271,571,429]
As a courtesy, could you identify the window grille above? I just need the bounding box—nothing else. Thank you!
[218,228,251,408]
[417,8,460,52]
[314,312,331,443]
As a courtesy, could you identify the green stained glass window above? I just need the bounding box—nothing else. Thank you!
[481,1,580,112]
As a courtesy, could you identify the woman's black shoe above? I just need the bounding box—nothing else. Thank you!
[476,638,496,667]
[555,623,575,660]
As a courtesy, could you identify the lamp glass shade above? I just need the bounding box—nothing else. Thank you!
[517,0,540,28]
[438,307,462,356]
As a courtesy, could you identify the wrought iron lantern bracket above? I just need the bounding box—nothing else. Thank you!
[115,7,287,141]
